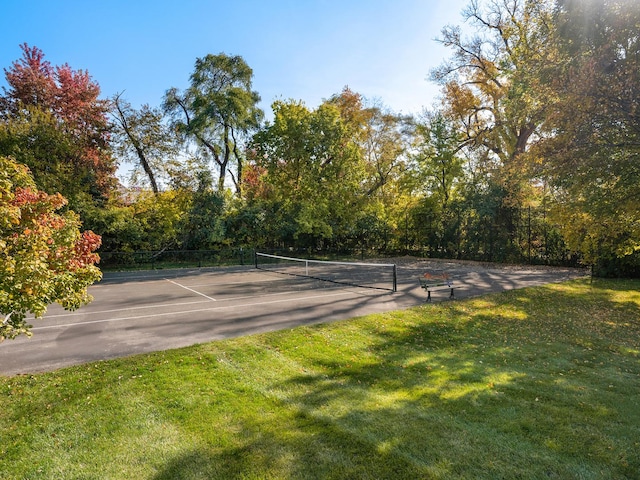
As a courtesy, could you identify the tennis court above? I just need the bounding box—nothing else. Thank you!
[0,256,587,375]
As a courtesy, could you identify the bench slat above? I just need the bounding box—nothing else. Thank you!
[422,284,455,291]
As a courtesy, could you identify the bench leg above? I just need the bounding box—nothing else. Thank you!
[426,290,432,303]
[449,288,454,299]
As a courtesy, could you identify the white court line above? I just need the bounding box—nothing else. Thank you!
[96,267,255,284]
[41,299,213,319]
[40,290,304,320]
[176,277,305,288]
[32,290,356,330]
[166,278,217,301]
[94,270,303,289]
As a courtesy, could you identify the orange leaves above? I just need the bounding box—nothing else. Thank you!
[70,230,102,271]
[423,271,450,281]
[10,187,67,210]
[10,186,46,206]
[8,188,68,240]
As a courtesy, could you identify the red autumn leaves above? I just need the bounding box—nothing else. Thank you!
[8,186,101,272]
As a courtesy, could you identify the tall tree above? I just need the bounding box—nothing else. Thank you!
[361,108,408,198]
[0,44,116,202]
[326,88,411,248]
[406,111,466,256]
[0,44,54,113]
[539,0,640,270]
[411,111,465,210]
[111,94,180,194]
[250,99,364,245]
[431,0,561,262]
[163,53,263,194]
[432,0,556,204]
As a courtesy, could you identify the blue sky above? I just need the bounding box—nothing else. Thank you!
[1,0,470,118]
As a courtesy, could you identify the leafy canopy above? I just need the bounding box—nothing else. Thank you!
[0,44,116,203]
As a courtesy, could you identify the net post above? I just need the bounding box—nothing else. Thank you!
[254,251,258,269]
[393,264,397,292]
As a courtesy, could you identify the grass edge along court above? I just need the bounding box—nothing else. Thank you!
[1,278,639,479]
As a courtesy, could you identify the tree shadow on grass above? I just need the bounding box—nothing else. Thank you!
[151,412,429,479]
[152,281,640,479]
[269,282,639,478]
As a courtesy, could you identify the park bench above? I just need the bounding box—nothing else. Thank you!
[419,271,456,302]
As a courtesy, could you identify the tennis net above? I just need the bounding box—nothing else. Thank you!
[254,252,397,292]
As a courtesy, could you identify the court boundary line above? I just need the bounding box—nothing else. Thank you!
[39,290,312,320]
[94,269,317,287]
[171,276,320,288]
[40,299,213,319]
[166,278,217,301]
[31,290,357,331]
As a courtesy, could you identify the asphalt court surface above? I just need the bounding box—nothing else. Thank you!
[0,260,588,375]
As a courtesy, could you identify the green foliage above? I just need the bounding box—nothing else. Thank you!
[0,107,97,206]
[333,90,409,205]
[111,95,181,194]
[78,200,142,252]
[429,0,640,270]
[426,0,557,262]
[0,156,102,340]
[411,111,464,209]
[163,53,263,193]
[251,99,366,248]
[432,0,555,167]
[81,190,194,252]
[339,210,393,252]
[538,0,640,269]
[181,185,226,250]
[224,200,269,248]
[3,27,637,272]
[135,190,190,249]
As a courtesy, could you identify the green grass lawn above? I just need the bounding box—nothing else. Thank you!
[2,279,639,479]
